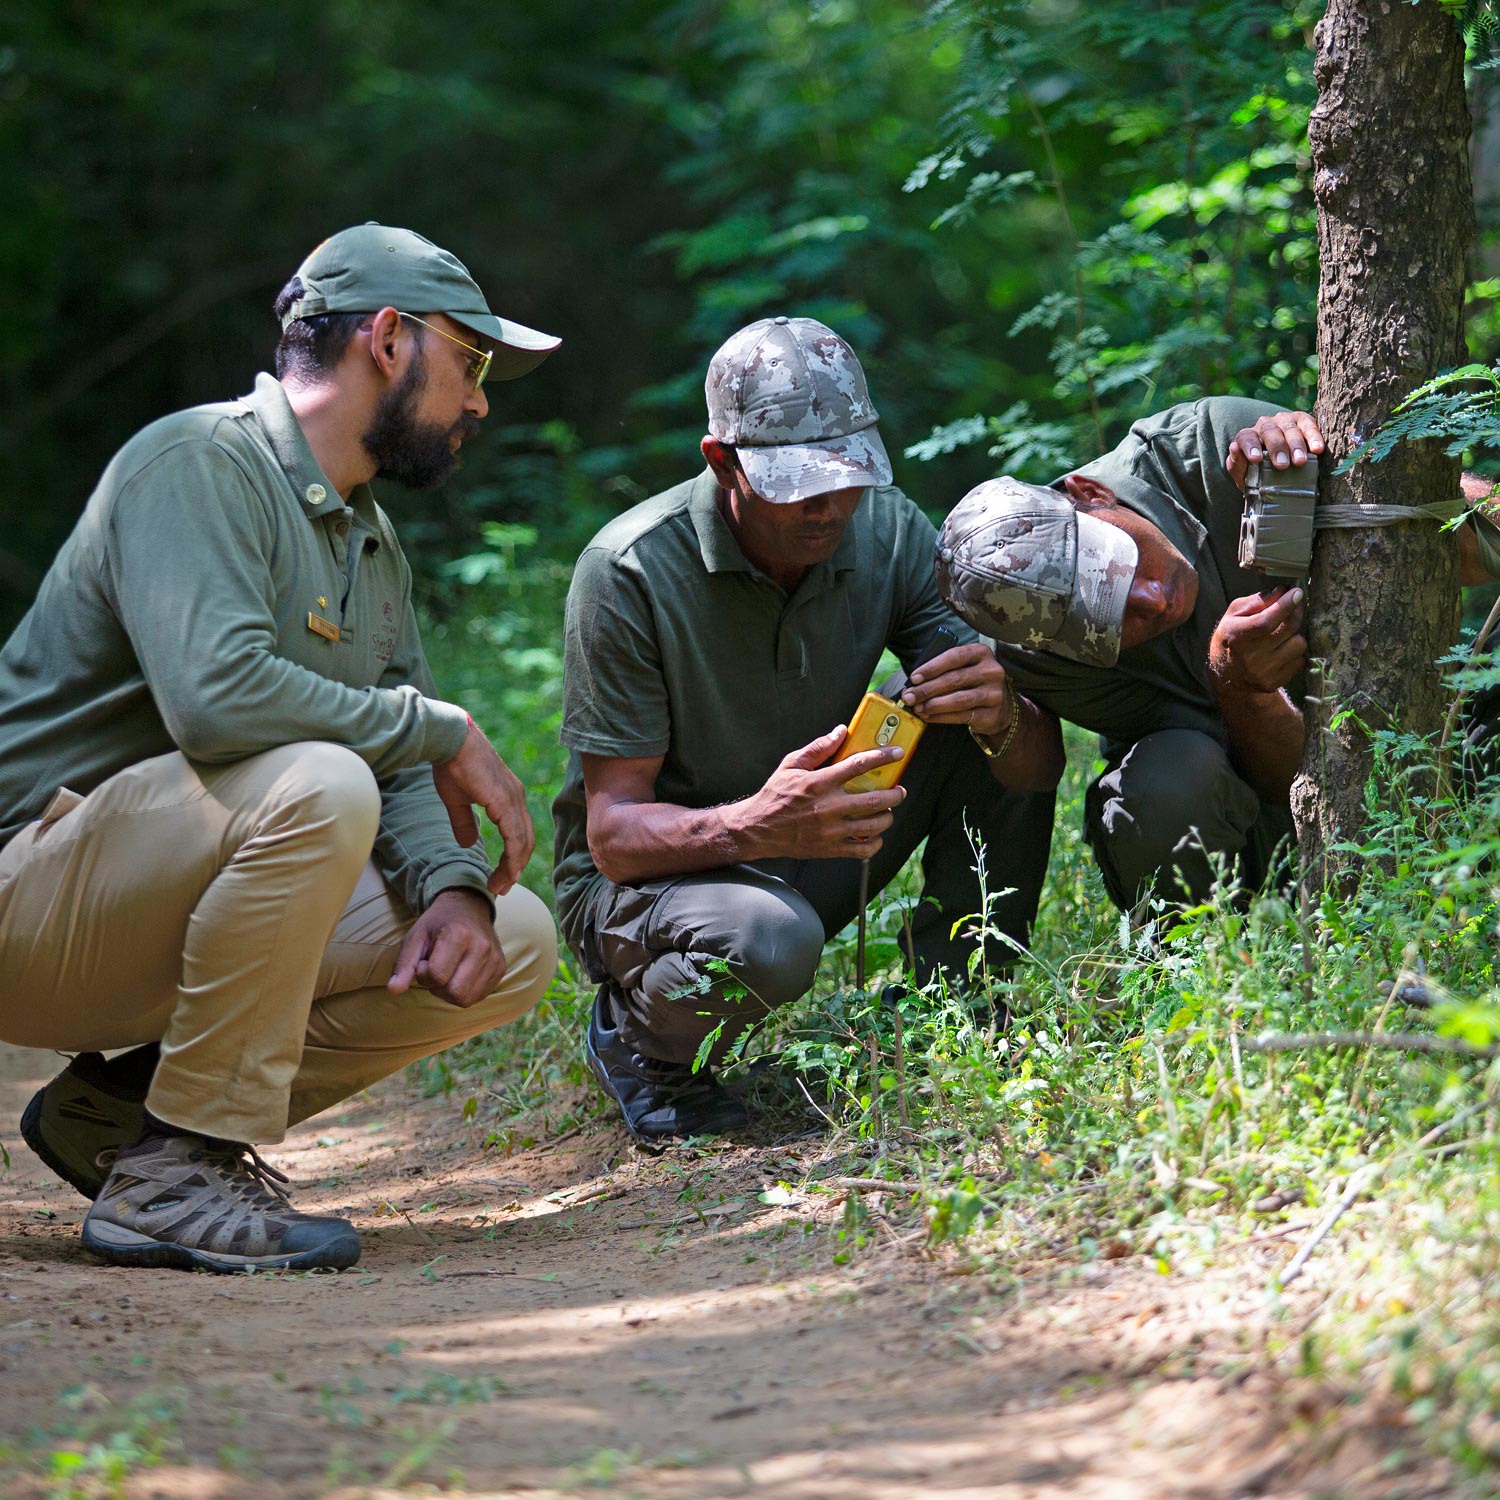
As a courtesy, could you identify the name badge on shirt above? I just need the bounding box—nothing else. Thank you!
[307,612,342,644]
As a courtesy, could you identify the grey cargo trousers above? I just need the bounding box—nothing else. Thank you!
[1084,728,1295,911]
[1090,694,1500,911]
[574,721,1055,1067]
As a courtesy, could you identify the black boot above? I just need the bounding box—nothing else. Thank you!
[584,988,748,1144]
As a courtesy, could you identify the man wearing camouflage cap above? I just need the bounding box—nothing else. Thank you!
[553,316,1061,1143]
[939,399,1500,914]
[0,224,560,1272]
[936,397,1326,912]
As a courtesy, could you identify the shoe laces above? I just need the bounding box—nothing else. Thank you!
[637,1056,720,1103]
[95,1139,292,1210]
[201,1143,293,1209]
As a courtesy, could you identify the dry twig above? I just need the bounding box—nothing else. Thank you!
[1162,1028,1498,1060]
[827,1175,922,1195]
[1277,1105,1482,1287]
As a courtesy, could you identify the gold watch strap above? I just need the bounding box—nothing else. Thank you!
[970,699,1021,761]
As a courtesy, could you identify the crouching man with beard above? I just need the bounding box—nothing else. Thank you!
[0,224,560,1273]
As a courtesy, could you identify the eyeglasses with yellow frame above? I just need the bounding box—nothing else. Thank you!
[399,312,492,388]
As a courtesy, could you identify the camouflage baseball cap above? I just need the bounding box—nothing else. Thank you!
[281,223,560,381]
[705,316,893,503]
[935,477,1139,668]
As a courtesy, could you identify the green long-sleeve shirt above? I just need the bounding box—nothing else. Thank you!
[0,373,488,913]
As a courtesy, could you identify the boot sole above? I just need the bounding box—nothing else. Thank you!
[80,1216,362,1274]
[19,1087,110,1202]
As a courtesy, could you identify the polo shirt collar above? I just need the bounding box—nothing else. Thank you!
[686,468,863,581]
[243,373,380,543]
[1087,469,1208,564]
[689,470,752,575]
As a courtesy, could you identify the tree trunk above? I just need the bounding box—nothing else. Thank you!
[1292,0,1473,889]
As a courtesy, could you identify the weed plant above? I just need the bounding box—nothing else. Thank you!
[422,546,1500,1470]
[0,1386,182,1500]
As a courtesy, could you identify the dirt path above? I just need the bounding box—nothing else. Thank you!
[0,1042,1463,1499]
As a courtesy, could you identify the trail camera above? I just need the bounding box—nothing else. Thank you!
[1238,458,1317,580]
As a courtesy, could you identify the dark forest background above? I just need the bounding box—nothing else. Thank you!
[2,0,1497,635]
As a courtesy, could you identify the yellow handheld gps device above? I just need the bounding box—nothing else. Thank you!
[831,627,962,792]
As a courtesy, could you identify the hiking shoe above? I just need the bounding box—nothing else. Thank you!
[20,1052,149,1201]
[585,989,748,1144]
[80,1134,361,1273]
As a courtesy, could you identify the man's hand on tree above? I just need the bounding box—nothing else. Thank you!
[1225,410,1325,492]
[1209,586,1307,696]
[388,887,506,1009]
[900,641,1014,737]
[741,726,906,861]
[432,717,536,894]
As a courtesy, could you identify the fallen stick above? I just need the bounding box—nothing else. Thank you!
[1242,1031,1499,1060]
[532,1119,596,1152]
[1277,1165,1376,1288]
[795,1075,838,1130]
[826,1175,922,1195]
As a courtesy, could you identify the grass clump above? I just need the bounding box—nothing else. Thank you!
[421,549,1500,1473]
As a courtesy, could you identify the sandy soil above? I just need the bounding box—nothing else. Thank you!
[0,1041,1466,1500]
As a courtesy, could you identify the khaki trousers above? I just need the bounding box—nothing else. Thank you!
[0,743,557,1143]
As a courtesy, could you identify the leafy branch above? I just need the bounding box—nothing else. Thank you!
[1342,362,1500,470]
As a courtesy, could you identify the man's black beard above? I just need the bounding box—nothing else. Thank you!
[361,349,472,490]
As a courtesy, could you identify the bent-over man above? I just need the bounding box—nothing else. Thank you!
[936,397,1499,911]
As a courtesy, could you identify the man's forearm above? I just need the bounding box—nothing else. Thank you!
[969,694,1066,791]
[589,797,770,886]
[375,766,492,914]
[1217,687,1304,802]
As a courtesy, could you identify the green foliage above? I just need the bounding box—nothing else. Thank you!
[906,400,1077,477]
[0,0,1331,632]
[902,0,1322,478]
[1344,362,1500,470]
[7,0,1498,644]
[1,1387,181,1500]
[1448,0,1500,68]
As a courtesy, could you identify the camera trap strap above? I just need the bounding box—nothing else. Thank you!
[1240,457,1467,581]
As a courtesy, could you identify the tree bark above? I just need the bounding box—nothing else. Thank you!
[1292,0,1473,890]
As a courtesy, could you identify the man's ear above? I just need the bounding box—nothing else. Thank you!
[1061,472,1118,510]
[365,306,405,379]
[701,436,737,488]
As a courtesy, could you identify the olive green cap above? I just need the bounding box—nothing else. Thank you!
[281,223,560,381]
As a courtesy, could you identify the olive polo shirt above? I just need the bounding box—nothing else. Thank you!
[0,373,486,913]
[551,470,974,947]
[993,396,1283,758]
